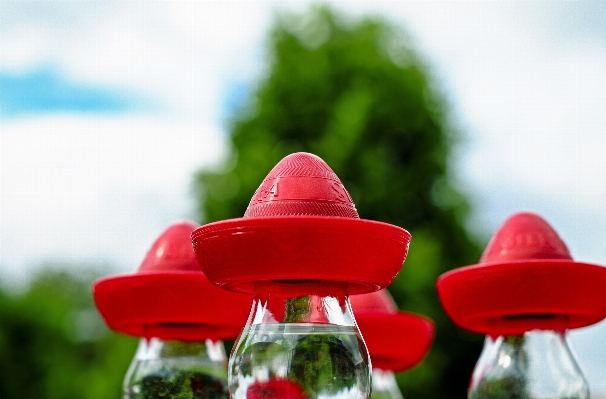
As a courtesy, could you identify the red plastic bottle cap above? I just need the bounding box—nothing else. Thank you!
[191,152,411,295]
[92,221,251,341]
[350,290,434,372]
[437,212,606,336]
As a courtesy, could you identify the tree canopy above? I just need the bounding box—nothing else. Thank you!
[0,267,137,399]
[193,6,484,398]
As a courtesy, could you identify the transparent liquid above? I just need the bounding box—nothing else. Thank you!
[230,323,371,399]
[125,356,228,399]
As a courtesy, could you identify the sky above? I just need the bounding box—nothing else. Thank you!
[2,0,606,393]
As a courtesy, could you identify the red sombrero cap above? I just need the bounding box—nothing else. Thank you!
[191,152,411,296]
[92,221,251,341]
[437,211,606,336]
[350,290,434,372]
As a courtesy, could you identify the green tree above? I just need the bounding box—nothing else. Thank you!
[192,6,484,398]
[0,267,138,399]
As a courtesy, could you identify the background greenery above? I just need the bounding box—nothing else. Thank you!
[0,7,484,399]
[0,267,137,398]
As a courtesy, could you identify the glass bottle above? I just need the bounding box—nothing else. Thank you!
[468,329,589,399]
[229,284,371,399]
[125,337,229,399]
[370,369,403,399]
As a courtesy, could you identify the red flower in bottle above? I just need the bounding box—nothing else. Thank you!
[247,378,309,399]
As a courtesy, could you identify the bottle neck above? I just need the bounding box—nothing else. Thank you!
[131,337,227,362]
[469,330,588,399]
[249,285,356,326]
[371,369,404,399]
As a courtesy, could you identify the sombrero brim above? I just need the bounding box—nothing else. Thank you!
[437,260,606,336]
[356,313,434,372]
[92,272,251,341]
[191,216,411,295]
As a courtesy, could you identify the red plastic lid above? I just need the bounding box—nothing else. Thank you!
[350,290,434,372]
[192,152,411,295]
[437,212,606,336]
[92,221,251,341]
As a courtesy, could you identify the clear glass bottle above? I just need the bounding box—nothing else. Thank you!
[124,337,229,399]
[370,369,403,399]
[468,330,589,399]
[229,284,371,399]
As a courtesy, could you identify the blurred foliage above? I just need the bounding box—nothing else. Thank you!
[192,6,485,398]
[0,267,138,398]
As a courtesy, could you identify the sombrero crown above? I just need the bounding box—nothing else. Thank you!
[437,212,606,336]
[244,151,359,218]
[192,152,411,295]
[92,221,250,341]
[350,290,434,372]
[480,212,572,264]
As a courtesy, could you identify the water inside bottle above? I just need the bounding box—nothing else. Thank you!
[230,323,371,399]
[125,351,228,399]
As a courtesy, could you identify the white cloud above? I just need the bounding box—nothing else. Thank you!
[457,40,606,225]
[1,114,227,284]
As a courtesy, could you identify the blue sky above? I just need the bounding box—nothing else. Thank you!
[0,67,139,116]
[2,1,606,394]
